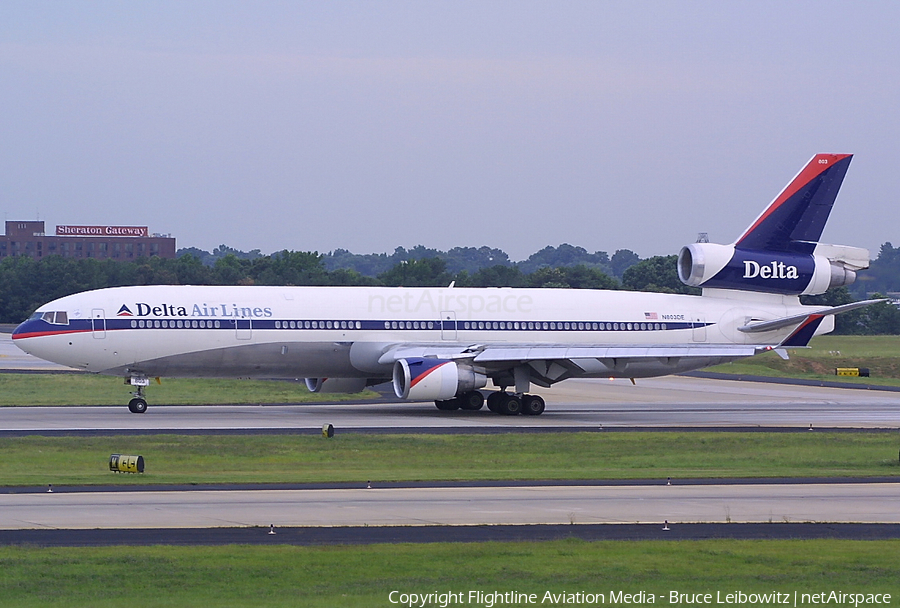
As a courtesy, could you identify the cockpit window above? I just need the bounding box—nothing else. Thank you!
[36,311,69,325]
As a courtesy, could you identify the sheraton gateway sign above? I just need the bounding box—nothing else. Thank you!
[56,225,149,237]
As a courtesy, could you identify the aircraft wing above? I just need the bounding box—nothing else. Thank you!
[379,343,762,364]
[480,344,761,361]
[375,342,764,385]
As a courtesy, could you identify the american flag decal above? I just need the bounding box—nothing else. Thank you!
[644,312,658,320]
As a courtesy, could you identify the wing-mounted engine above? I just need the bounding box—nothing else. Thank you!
[392,357,487,401]
[677,242,867,296]
[305,377,367,394]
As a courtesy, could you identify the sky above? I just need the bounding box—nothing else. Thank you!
[1,1,897,261]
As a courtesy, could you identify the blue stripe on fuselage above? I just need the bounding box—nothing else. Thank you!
[13,316,705,339]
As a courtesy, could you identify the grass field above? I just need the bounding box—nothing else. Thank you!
[2,432,898,487]
[0,373,378,406]
[707,335,900,386]
[1,540,898,607]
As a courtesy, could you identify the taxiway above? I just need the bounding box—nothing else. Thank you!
[3,482,899,530]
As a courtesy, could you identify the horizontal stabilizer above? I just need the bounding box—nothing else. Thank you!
[737,299,886,334]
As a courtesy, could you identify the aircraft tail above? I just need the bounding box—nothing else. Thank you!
[735,154,852,254]
[677,154,869,296]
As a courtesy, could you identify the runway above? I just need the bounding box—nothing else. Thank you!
[1,328,899,431]
[3,329,900,432]
[2,375,899,435]
[3,482,899,530]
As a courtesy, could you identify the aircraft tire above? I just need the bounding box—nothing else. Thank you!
[128,398,148,414]
[498,394,522,416]
[458,391,485,411]
[434,399,460,411]
[486,392,502,413]
[521,394,545,416]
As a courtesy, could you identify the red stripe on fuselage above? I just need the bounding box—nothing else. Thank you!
[12,329,93,340]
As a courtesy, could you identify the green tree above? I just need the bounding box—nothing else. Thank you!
[518,244,611,275]
[378,257,454,287]
[212,254,252,285]
[327,268,381,286]
[251,251,328,286]
[525,266,618,289]
[556,265,619,290]
[172,253,213,285]
[622,255,699,294]
[526,267,571,289]
[443,246,511,274]
[463,265,527,287]
[839,294,900,335]
[610,249,641,279]
[851,242,900,298]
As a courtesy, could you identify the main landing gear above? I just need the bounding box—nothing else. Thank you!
[487,391,545,416]
[127,376,150,414]
[434,391,545,416]
[434,390,485,411]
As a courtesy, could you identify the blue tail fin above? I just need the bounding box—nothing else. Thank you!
[735,154,852,254]
[678,154,864,296]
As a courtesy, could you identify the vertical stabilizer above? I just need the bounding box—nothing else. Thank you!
[735,154,852,254]
[677,154,864,295]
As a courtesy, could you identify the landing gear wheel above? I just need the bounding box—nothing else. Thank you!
[498,394,522,416]
[128,398,148,414]
[458,391,485,411]
[521,394,545,416]
[486,391,503,413]
[434,399,460,411]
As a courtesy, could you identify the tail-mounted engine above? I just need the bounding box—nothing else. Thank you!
[392,357,487,401]
[677,242,868,296]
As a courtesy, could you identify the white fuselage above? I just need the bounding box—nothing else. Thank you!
[13,284,827,380]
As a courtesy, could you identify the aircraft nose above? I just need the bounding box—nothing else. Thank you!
[11,321,28,339]
[11,319,37,343]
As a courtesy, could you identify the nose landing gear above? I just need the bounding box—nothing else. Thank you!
[126,375,150,414]
[128,396,148,414]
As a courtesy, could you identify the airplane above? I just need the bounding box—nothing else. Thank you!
[12,154,880,415]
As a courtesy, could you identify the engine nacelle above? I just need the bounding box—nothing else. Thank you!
[392,358,487,401]
[677,242,863,296]
[304,377,367,394]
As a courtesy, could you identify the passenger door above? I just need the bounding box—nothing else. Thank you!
[91,309,106,339]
